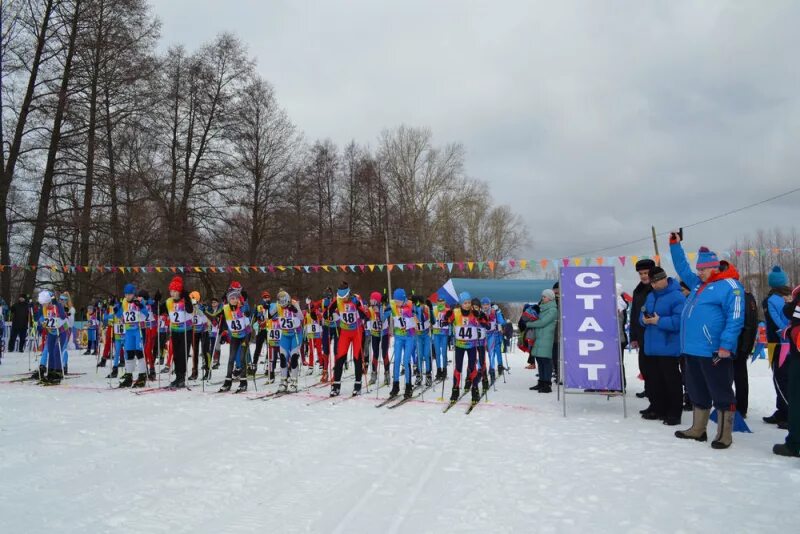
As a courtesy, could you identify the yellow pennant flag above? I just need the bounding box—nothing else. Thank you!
[573,258,582,266]
[687,252,697,262]
[467,261,474,271]
[519,259,528,270]
[630,255,638,265]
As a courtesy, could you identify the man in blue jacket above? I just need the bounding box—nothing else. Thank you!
[670,232,744,449]
[640,266,685,425]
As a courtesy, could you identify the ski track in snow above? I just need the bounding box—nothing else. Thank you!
[0,348,797,534]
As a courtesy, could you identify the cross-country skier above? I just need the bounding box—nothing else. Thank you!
[160,276,193,388]
[329,282,368,396]
[444,292,486,405]
[84,304,99,355]
[219,283,252,393]
[412,295,434,387]
[389,288,417,399]
[114,284,151,388]
[36,290,68,384]
[432,297,450,382]
[203,296,223,369]
[269,290,303,393]
[482,297,506,384]
[367,291,391,386]
[304,302,325,377]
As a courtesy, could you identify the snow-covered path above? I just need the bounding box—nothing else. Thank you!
[0,349,796,533]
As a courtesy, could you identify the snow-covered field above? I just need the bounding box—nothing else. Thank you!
[0,347,796,534]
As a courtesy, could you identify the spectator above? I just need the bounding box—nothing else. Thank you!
[502,321,513,353]
[551,282,561,383]
[670,234,744,449]
[763,265,792,427]
[8,295,30,352]
[639,266,686,425]
[773,285,800,457]
[630,259,655,402]
[527,289,558,393]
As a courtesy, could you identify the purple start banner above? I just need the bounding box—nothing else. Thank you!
[560,266,623,391]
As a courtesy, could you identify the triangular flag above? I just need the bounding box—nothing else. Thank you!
[687,252,697,262]
[487,261,496,272]
[416,263,424,269]
[596,257,604,266]
[447,262,453,272]
[322,265,330,272]
[562,258,570,267]
[477,261,485,272]
[574,258,583,266]
[457,261,465,271]
[508,260,516,268]
[618,256,626,266]
[467,261,474,271]
[368,264,375,272]
[304,266,310,273]
[377,264,385,272]
[519,260,528,270]
[540,259,549,270]
[396,264,404,271]
[630,256,638,265]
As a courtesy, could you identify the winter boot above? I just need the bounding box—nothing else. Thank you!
[235,380,248,393]
[279,377,289,392]
[389,381,400,398]
[529,381,542,391]
[383,370,390,386]
[538,382,552,394]
[489,369,496,386]
[675,407,711,442]
[118,373,133,388]
[188,369,198,381]
[369,370,377,386]
[450,387,460,402]
[169,376,186,389]
[96,358,107,368]
[268,371,276,384]
[404,383,414,399]
[289,377,298,393]
[763,411,786,425]
[218,379,232,393]
[32,365,46,380]
[330,383,341,397]
[711,410,734,449]
[83,349,91,355]
[106,366,119,379]
[471,386,481,404]
[772,443,800,457]
[132,373,146,388]
[498,366,505,377]
[211,362,219,370]
[201,368,210,381]
[425,373,433,387]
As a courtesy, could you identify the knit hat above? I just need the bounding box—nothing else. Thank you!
[277,290,290,306]
[695,247,720,270]
[542,289,556,301]
[635,259,656,272]
[37,290,52,305]
[168,276,183,292]
[768,265,789,288]
[480,297,491,305]
[123,283,136,295]
[649,266,667,283]
[370,291,382,302]
[393,288,407,301]
[189,291,201,302]
[458,291,471,303]
[261,290,271,300]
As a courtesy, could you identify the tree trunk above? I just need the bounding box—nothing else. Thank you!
[23,0,82,294]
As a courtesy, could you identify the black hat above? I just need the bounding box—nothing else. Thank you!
[635,259,656,272]
[649,266,667,282]
[552,282,559,290]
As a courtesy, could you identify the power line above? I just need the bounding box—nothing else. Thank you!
[568,185,800,257]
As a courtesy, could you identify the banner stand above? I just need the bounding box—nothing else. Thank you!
[559,266,627,418]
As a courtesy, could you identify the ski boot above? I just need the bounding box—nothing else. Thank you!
[132,373,146,388]
[369,370,377,386]
[482,374,490,392]
[44,370,63,385]
[247,365,256,377]
[321,369,328,383]
[352,381,362,396]
[383,370,390,386]
[471,385,481,404]
[489,369,496,386]
[148,368,157,381]
[169,376,186,389]
[538,382,552,393]
[330,383,341,397]
[96,358,107,368]
[414,373,422,387]
[118,373,134,388]
[450,387,460,402]
[404,383,414,399]
[32,365,46,380]
[235,380,248,393]
[83,349,91,355]
[63,364,68,375]
[498,365,504,377]
[106,366,119,379]
[211,362,220,370]
[425,373,432,387]
[218,379,232,392]
[278,377,289,393]
[389,381,400,398]
[266,371,275,384]
[160,365,170,374]
[201,367,210,381]
[289,377,298,393]
[188,369,198,381]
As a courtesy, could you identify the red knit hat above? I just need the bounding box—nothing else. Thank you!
[168,276,183,292]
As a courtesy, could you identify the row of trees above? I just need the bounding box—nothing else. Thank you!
[731,227,800,301]
[1,0,527,307]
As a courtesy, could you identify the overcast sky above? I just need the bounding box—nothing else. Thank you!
[151,0,799,285]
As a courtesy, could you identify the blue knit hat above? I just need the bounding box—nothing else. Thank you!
[123,283,136,295]
[695,247,720,270]
[480,297,491,305]
[393,288,406,301]
[459,291,472,303]
[768,265,789,288]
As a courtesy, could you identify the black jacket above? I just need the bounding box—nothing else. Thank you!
[629,283,652,346]
[10,301,30,328]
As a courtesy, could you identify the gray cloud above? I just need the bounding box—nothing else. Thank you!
[151,0,800,283]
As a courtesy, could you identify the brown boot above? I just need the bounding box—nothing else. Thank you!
[711,410,734,449]
[675,407,710,442]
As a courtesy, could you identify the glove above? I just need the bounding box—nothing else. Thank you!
[491,304,498,311]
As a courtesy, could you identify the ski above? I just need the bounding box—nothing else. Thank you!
[132,385,191,395]
[386,384,435,409]
[442,389,470,413]
[465,401,479,414]
[375,394,401,408]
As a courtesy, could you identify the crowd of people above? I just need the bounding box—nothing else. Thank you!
[3,232,799,456]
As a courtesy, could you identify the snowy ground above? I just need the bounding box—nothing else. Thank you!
[0,346,797,534]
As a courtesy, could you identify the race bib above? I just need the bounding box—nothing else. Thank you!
[280,316,298,330]
[113,323,124,335]
[124,310,138,324]
[455,325,475,341]
[269,329,281,341]
[171,310,188,324]
[340,311,357,325]
[306,323,320,335]
[229,317,249,333]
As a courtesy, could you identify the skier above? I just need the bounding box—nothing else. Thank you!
[219,283,252,393]
[266,315,282,382]
[413,295,434,387]
[473,297,490,394]
[482,297,506,383]
[187,291,210,380]
[321,288,339,373]
[160,276,193,388]
[107,300,125,378]
[304,302,325,377]
[444,292,485,406]
[269,290,303,393]
[203,296,223,369]
[84,304,99,355]
[59,293,75,374]
[115,283,151,388]
[37,290,68,384]
[142,293,158,380]
[432,297,450,382]
[389,288,417,399]
[252,291,272,373]
[367,291,391,386]
[329,282,368,396]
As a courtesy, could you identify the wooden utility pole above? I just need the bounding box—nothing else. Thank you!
[651,226,660,265]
